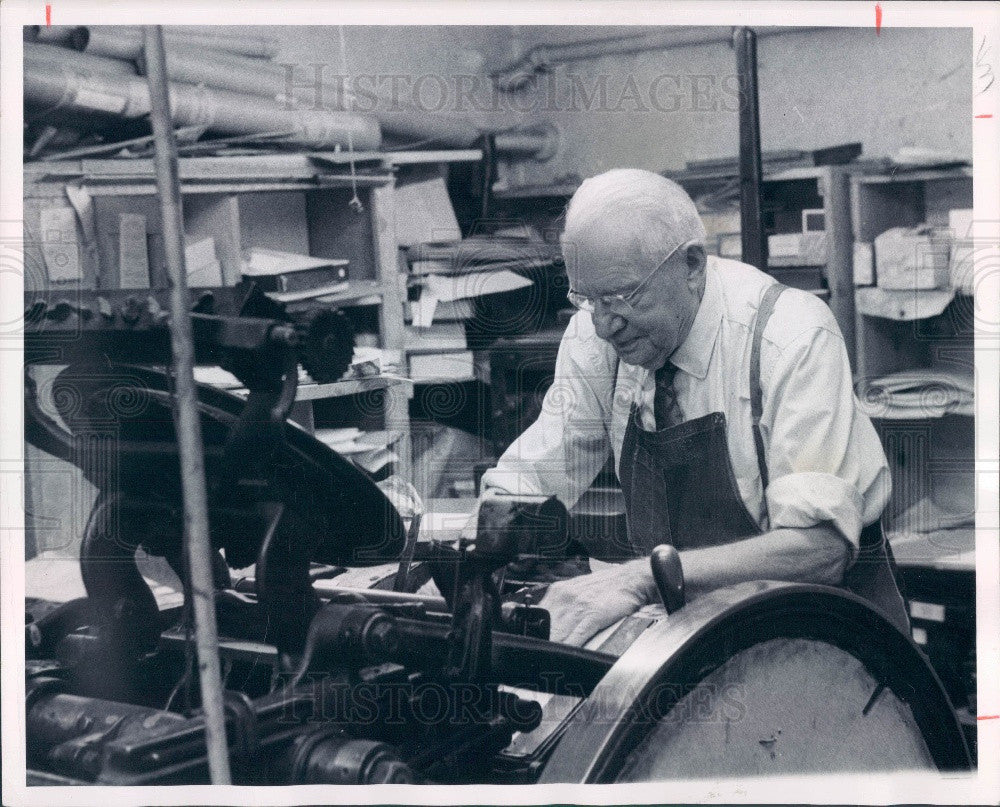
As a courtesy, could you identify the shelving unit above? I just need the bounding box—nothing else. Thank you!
[849,167,976,736]
[669,164,861,363]
[849,165,975,528]
[496,166,863,360]
[23,153,429,495]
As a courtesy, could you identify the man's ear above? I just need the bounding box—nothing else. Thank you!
[683,242,707,290]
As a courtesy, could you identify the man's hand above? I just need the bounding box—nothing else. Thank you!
[539,559,655,646]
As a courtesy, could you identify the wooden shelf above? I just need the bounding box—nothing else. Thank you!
[311,149,482,167]
[26,156,395,197]
[293,375,409,402]
[855,166,972,185]
[281,280,386,308]
[491,182,580,200]
[665,163,849,186]
[856,286,958,320]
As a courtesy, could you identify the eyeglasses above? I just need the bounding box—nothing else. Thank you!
[566,242,684,314]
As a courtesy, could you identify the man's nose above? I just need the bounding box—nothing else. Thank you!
[591,304,627,341]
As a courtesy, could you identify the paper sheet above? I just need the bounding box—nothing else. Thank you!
[393,175,461,247]
[423,269,533,303]
[411,291,439,327]
[39,207,81,283]
[118,213,150,289]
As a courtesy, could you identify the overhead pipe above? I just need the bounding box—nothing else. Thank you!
[734,27,767,271]
[25,41,136,76]
[493,123,559,161]
[24,60,381,150]
[142,23,231,784]
[29,26,554,157]
[132,46,556,156]
[133,45,479,146]
[492,26,823,91]
[26,24,76,45]
[74,25,280,61]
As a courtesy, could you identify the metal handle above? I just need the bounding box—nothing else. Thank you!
[650,544,685,614]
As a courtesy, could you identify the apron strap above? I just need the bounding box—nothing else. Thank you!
[749,283,789,493]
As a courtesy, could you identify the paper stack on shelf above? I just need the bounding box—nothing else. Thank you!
[408,351,475,383]
[242,247,349,302]
[404,322,467,352]
[394,175,549,326]
[405,298,474,324]
[874,226,950,291]
[857,368,974,419]
[886,496,974,570]
[404,322,474,382]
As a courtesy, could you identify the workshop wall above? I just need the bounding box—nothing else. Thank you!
[263,26,972,184]
[501,26,973,184]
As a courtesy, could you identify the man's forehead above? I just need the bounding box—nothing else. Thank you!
[563,236,644,292]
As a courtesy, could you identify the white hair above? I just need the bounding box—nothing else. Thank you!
[562,168,706,268]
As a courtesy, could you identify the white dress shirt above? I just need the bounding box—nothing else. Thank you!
[481,257,891,555]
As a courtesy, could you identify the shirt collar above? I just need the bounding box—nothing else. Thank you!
[668,264,721,380]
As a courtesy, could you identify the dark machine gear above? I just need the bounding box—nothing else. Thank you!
[296,307,355,384]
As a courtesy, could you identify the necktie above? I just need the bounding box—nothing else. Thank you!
[653,362,681,430]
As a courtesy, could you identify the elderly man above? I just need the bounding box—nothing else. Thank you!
[478,168,906,647]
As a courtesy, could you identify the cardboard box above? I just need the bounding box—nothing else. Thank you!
[853,242,874,286]
[874,226,950,291]
[767,232,827,267]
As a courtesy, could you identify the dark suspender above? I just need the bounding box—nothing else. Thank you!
[610,282,786,494]
[750,283,788,494]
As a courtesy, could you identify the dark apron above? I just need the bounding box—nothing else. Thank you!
[615,283,911,634]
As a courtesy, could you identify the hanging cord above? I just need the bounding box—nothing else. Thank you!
[337,25,364,213]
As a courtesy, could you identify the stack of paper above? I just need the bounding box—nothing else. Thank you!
[406,237,559,274]
[408,350,475,383]
[858,368,974,419]
[404,298,474,324]
[243,247,349,302]
[395,179,550,327]
[404,322,467,352]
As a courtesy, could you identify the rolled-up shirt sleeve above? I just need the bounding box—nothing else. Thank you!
[480,313,614,510]
[759,303,891,557]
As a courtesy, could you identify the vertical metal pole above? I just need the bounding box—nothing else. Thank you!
[142,25,232,785]
[734,27,768,271]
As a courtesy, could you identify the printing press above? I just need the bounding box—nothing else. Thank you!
[22,285,972,786]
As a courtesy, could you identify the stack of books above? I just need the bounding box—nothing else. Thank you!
[394,174,548,330]
[242,247,349,303]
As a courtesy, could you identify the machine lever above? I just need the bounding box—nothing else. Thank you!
[650,544,685,614]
